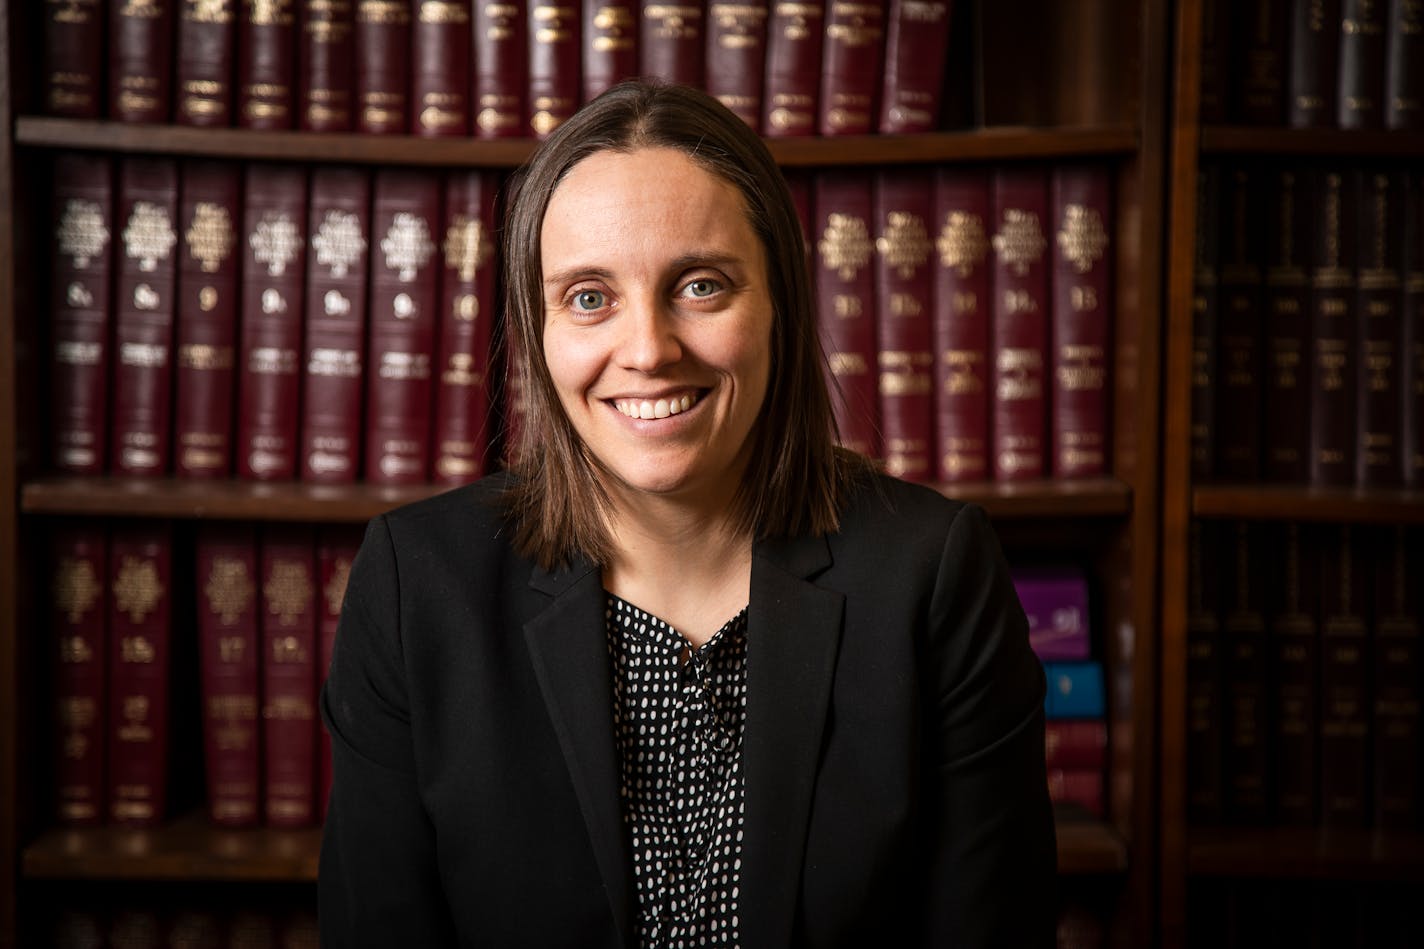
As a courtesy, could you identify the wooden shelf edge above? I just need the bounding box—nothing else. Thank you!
[1187,827,1424,881]
[1192,484,1424,524]
[1056,819,1130,875]
[1201,125,1424,156]
[938,477,1134,518]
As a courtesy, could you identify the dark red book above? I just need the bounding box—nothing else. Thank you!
[174,160,242,480]
[1287,0,1340,127]
[583,0,637,101]
[1319,524,1371,828]
[500,351,532,466]
[237,164,308,481]
[237,0,296,128]
[413,0,472,135]
[433,170,498,486]
[814,170,879,458]
[931,168,990,483]
[1386,0,1424,128]
[1187,519,1225,823]
[990,168,1050,481]
[1270,522,1319,824]
[1043,720,1108,771]
[50,153,115,475]
[109,0,174,122]
[529,0,581,137]
[300,166,371,484]
[107,523,172,826]
[1222,521,1269,822]
[366,170,439,484]
[704,0,765,128]
[1309,167,1357,486]
[51,525,108,825]
[473,0,528,137]
[317,527,361,822]
[45,0,104,117]
[196,523,260,827]
[1263,166,1311,482]
[1355,168,1405,486]
[1338,0,1387,128]
[1191,163,1222,481]
[873,169,934,482]
[261,526,318,827]
[1406,172,1424,488]
[110,158,180,477]
[817,0,885,135]
[107,911,164,948]
[176,0,236,125]
[1215,165,1264,481]
[355,0,412,133]
[1232,0,1287,123]
[1372,525,1421,830]
[1199,0,1231,123]
[299,0,356,131]
[1049,165,1112,479]
[761,0,823,136]
[640,0,704,85]
[1047,768,1104,818]
[876,0,951,133]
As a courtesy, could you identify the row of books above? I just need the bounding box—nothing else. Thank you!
[1191,161,1424,488]
[1187,520,1423,830]
[1200,0,1423,130]
[52,905,318,949]
[1189,880,1422,949]
[44,0,962,138]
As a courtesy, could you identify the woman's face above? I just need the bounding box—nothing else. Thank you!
[540,147,773,511]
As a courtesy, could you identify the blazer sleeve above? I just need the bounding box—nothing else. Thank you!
[918,503,1057,948]
[319,515,457,946]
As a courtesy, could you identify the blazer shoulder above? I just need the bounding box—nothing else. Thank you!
[378,471,515,535]
[838,470,980,539]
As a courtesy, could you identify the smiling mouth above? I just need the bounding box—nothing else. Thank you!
[611,391,703,420]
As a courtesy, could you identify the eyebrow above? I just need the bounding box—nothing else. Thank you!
[541,252,748,294]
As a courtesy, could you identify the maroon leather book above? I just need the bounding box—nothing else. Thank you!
[1186,519,1224,823]
[174,160,242,480]
[817,0,885,135]
[814,170,879,458]
[366,170,440,484]
[639,0,704,85]
[355,0,412,132]
[300,166,371,484]
[500,352,532,465]
[1319,524,1370,828]
[529,0,581,137]
[1191,164,1222,481]
[261,526,318,827]
[1309,167,1357,486]
[237,164,308,482]
[299,0,356,131]
[107,522,172,826]
[1046,768,1104,818]
[176,0,236,126]
[876,0,951,133]
[45,0,104,117]
[107,911,165,948]
[196,523,260,827]
[1270,523,1318,825]
[1373,525,1421,830]
[50,153,115,475]
[1199,0,1231,123]
[1215,165,1264,481]
[931,168,990,483]
[583,0,636,101]
[873,169,934,482]
[1386,0,1424,128]
[473,0,529,137]
[111,158,180,477]
[1355,169,1405,486]
[1263,166,1311,482]
[237,0,297,129]
[51,525,108,825]
[1232,0,1286,123]
[1287,0,1340,127]
[413,0,473,135]
[761,0,824,136]
[705,0,766,128]
[317,527,361,822]
[1406,172,1424,487]
[1338,0,1387,128]
[1222,521,1269,822]
[109,0,174,122]
[1043,720,1108,771]
[1050,165,1112,479]
[433,170,498,486]
[990,168,1050,481]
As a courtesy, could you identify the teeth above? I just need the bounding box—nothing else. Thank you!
[615,392,699,419]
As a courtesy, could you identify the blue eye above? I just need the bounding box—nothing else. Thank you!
[685,279,719,298]
[573,289,606,311]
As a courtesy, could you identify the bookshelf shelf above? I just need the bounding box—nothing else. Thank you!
[1187,828,1424,881]
[1200,126,1424,157]
[1191,485,1424,525]
[1056,819,1131,875]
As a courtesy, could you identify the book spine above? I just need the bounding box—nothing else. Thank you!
[473,0,529,137]
[413,0,473,136]
[529,0,581,137]
[582,0,637,100]
[1406,171,1424,487]
[1263,166,1312,482]
[640,0,705,85]
[261,526,318,828]
[1233,0,1287,123]
[366,170,440,484]
[704,0,767,128]
[51,525,108,825]
[1355,168,1405,486]
[1013,567,1091,661]
[1339,0,1388,127]
[1049,164,1112,479]
[873,169,935,483]
[109,0,175,122]
[990,167,1050,481]
[174,160,242,479]
[817,0,885,135]
[876,0,951,133]
[1215,165,1264,481]
[1223,521,1269,821]
[1309,167,1358,486]
[176,0,236,126]
[317,528,361,823]
[814,170,880,458]
[432,170,498,486]
[1046,769,1105,817]
[50,153,116,475]
[1187,519,1225,823]
[1288,0,1341,127]
[107,523,172,826]
[196,523,261,827]
[1386,0,1424,128]
[237,164,308,481]
[1319,523,1371,828]
[1043,662,1106,718]
[1191,164,1222,480]
[1044,720,1108,770]
[238,0,297,129]
[1199,0,1232,123]
[111,157,180,477]
[355,0,412,132]
[46,0,105,117]
[1271,522,1319,824]
[299,0,356,131]
[1372,525,1421,830]
[761,0,823,136]
[931,168,990,483]
[300,166,371,483]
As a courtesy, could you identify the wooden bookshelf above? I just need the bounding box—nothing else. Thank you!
[1192,485,1424,525]
[1200,126,1424,157]
[1187,828,1424,882]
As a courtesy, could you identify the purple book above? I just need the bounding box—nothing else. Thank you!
[1012,567,1090,660]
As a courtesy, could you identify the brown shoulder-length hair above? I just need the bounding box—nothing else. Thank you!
[500,79,863,569]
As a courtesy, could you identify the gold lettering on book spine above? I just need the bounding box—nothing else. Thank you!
[248,0,295,26]
[114,555,164,623]
[264,561,313,627]
[357,0,409,23]
[51,0,100,26]
[185,0,234,23]
[250,212,303,277]
[324,557,353,616]
[382,212,436,282]
[818,214,872,281]
[124,202,177,273]
[936,210,987,276]
[59,200,110,269]
[54,557,102,624]
[205,557,255,625]
[187,203,236,274]
[1056,204,1107,275]
[875,212,930,280]
[992,208,1046,276]
[443,215,493,282]
[420,1,470,23]
[313,210,367,279]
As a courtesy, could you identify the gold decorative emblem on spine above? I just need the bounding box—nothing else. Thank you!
[250,212,303,277]
[381,212,436,282]
[120,0,163,17]
[1056,204,1108,275]
[185,0,234,22]
[186,203,236,274]
[991,208,1046,276]
[249,0,294,25]
[265,561,313,627]
[443,215,492,282]
[420,0,470,22]
[324,558,353,615]
[58,200,110,269]
[205,556,255,625]
[358,0,410,22]
[592,4,635,49]
[875,211,930,280]
[54,556,102,624]
[313,210,367,279]
[936,210,987,276]
[114,555,164,623]
[818,214,873,280]
[53,0,101,26]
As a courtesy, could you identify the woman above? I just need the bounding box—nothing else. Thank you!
[320,80,1056,947]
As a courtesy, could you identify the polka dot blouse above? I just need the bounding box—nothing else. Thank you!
[605,593,749,948]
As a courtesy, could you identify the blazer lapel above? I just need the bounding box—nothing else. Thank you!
[742,533,843,948]
[522,560,633,947]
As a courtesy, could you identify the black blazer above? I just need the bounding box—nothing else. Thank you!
[319,472,1056,948]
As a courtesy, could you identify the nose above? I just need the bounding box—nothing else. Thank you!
[618,298,683,372]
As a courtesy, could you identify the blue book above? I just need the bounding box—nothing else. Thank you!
[1043,661,1105,719]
